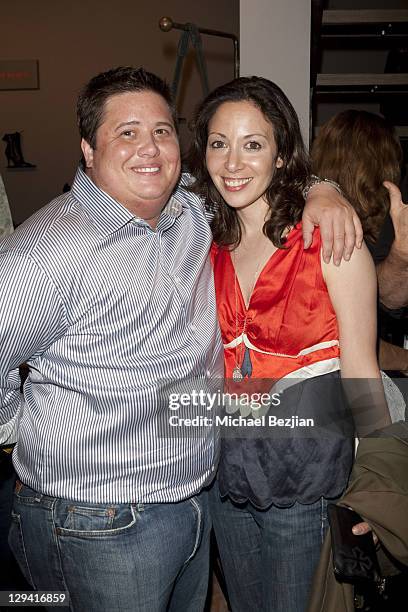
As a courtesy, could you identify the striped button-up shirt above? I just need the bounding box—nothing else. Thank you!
[0,168,223,503]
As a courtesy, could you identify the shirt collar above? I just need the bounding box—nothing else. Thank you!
[71,167,185,237]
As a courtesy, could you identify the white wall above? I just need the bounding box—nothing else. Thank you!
[240,0,311,146]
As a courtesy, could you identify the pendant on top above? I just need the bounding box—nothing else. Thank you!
[232,366,244,382]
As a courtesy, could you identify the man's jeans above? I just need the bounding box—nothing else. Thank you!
[0,461,31,591]
[210,481,330,612]
[9,482,211,612]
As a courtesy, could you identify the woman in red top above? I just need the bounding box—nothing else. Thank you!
[189,77,391,612]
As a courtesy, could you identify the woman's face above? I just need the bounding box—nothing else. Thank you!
[205,100,283,212]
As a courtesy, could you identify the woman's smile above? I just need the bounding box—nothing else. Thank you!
[222,176,253,191]
[206,100,283,212]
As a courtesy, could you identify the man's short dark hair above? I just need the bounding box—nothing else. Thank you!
[77,66,176,149]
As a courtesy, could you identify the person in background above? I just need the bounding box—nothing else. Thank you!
[311,110,408,384]
[188,77,390,612]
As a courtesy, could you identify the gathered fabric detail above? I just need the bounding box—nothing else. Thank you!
[224,335,339,358]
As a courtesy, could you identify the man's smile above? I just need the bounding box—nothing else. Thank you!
[131,165,161,174]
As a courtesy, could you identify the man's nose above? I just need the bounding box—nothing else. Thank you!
[138,133,160,157]
[224,148,243,173]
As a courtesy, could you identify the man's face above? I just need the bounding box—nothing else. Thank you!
[81,90,181,228]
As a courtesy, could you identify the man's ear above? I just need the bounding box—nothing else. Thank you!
[81,138,94,168]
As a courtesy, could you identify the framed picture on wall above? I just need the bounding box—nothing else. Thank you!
[0,60,39,90]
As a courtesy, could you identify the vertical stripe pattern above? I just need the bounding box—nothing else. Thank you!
[0,168,223,503]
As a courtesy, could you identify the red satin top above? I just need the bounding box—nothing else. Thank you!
[211,224,340,382]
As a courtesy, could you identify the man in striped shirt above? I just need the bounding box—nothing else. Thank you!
[0,67,361,611]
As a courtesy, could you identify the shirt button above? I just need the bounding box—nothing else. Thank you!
[206,370,211,377]
[174,276,182,285]
[190,324,197,332]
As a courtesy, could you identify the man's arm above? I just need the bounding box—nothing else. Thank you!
[379,339,408,373]
[377,248,408,309]
[376,181,408,309]
[302,182,364,266]
[0,252,67,440]
[0,369,21,445]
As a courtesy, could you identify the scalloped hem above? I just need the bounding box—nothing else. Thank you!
[218,486,347,510]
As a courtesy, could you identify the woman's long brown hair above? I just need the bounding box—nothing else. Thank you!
[188,76,310,249]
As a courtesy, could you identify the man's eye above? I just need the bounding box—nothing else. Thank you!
[155,128,170,136]
[245,141,261,150]
[121,130,135,137]
[209,141,226,149]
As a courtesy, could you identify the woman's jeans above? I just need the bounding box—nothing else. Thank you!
[9,481,211,612]
[210,481,329,612]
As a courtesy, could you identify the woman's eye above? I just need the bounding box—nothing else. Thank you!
[155,128,170,136]
[245,141,262,150]
[209,140,226,149]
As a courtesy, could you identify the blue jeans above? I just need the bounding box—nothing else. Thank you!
[210,481,329,612]
[9,481,211,612]
[0,463,31,591]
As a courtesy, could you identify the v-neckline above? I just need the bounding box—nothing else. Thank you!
[228,246,279,310]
